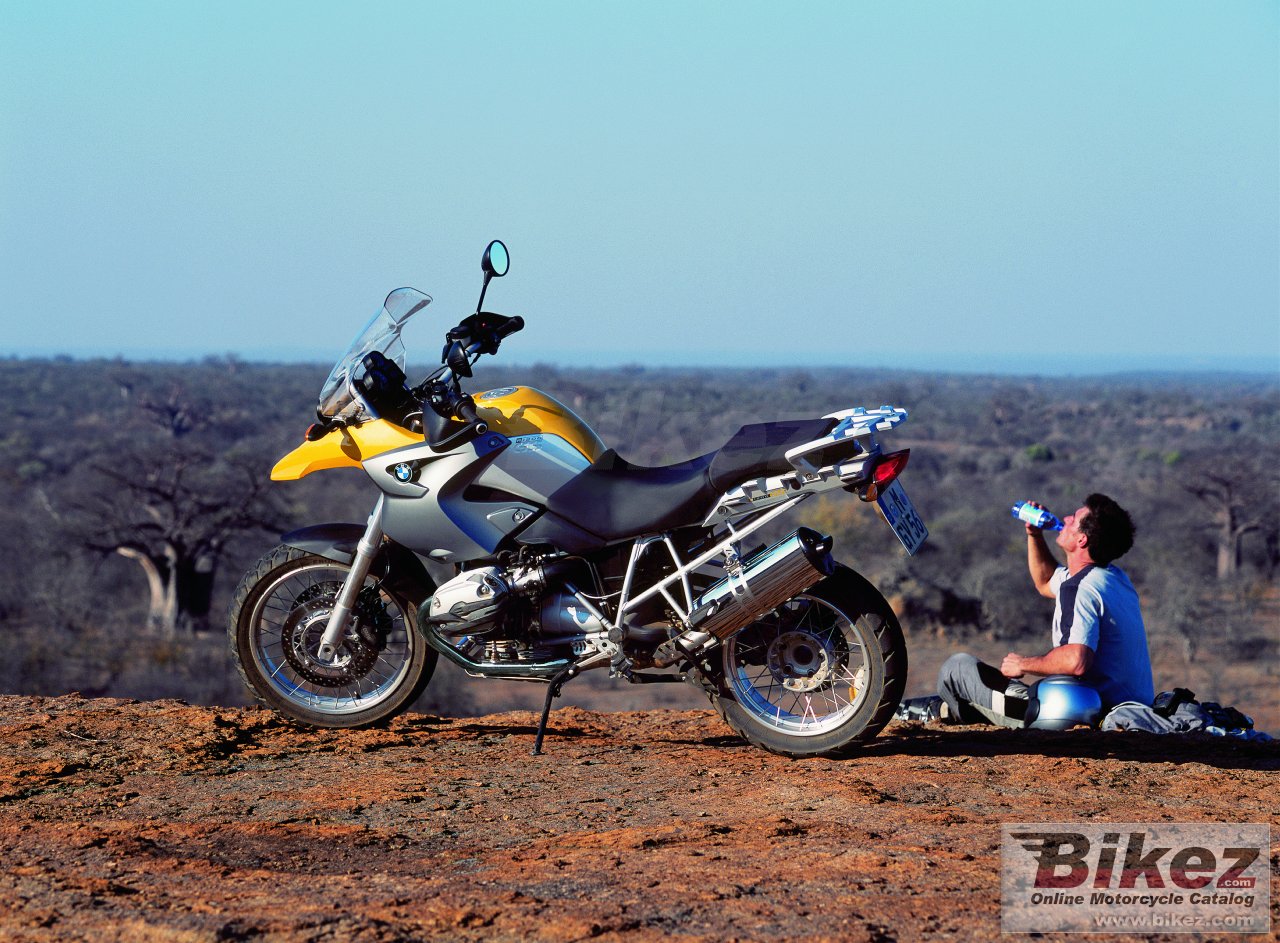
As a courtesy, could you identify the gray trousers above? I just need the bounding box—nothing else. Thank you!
[937,652,1032,729]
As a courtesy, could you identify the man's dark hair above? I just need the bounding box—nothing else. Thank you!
[1081,493,1135,566]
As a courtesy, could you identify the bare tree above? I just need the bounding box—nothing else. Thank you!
[1185,452,1279,580]
[71,445,283,634]
[53,381,285,635]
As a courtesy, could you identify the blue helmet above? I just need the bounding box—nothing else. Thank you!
[1027,676,1103,730]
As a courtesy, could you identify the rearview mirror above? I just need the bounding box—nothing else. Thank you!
[482,240,509,278]
[476,240,509,313]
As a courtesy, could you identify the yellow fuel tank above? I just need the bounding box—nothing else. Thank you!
[474,386,607,463]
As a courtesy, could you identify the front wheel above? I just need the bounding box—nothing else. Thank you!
[694,565,907,758]
[229,545,436,728]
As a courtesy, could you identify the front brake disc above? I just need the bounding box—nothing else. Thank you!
[281,583,383,686]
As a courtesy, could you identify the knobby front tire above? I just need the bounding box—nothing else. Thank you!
[228,545,436,728]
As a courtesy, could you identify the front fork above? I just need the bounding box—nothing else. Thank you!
[315,496,386,664]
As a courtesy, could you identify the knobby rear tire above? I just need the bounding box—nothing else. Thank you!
[228,544,436,729]
[691,564,907,758]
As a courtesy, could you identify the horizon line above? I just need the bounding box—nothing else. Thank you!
[3,350,1277,383]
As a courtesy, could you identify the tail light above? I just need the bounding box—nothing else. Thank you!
[873,449,911,486]
[857,449,910,501]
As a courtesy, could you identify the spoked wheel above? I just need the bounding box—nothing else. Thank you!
[229,545,435,728]
[696,565,906,758]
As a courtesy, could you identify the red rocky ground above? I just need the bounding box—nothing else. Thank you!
[0,695,1274,942]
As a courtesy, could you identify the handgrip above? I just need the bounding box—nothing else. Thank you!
[454,395,488,435]
[495,315,524,339]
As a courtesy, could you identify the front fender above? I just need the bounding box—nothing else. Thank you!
[281,523,365,563]
[281,524,436,606]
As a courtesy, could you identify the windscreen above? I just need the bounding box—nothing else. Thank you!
[317,288,432,420]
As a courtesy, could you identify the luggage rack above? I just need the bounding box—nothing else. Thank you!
[704,405,909,523]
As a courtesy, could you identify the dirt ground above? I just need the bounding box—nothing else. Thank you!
[0,695,1274,943]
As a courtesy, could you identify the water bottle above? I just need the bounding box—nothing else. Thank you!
[1011,500,1063,531]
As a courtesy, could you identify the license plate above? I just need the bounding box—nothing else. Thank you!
[877,480,928,555]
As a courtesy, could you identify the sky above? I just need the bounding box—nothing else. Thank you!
[2,1,1277,375]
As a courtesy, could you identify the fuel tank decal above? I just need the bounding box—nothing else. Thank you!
[510,434,590,475]
[474,386,606,463]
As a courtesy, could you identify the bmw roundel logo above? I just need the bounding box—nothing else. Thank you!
[393,463,414,483]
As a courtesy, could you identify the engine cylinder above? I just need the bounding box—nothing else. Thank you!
[423,566,509,638]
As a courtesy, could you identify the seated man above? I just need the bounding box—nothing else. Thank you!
[902,494,1154,727]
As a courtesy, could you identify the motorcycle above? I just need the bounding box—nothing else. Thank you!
[229,241,929,757]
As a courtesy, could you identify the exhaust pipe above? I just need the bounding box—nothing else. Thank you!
[653,528,834,666]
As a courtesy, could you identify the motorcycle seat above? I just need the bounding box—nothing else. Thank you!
[544,418,837,543]
[545,449,718,542]
[707,418,837,491]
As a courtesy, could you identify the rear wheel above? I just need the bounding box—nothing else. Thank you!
[229,545,436,728]
[693,565,906,758]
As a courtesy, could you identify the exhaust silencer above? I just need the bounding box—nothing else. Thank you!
[691,527,835,638]
[653,528,834,666]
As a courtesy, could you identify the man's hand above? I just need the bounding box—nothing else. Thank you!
[1024,500,1048,536]
[1004,644,1094,679]
[1001,653,1027,678]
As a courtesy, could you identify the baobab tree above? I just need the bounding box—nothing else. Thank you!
[1185,449,1280,581]
[76,447,281,633]
[64,382,284,634]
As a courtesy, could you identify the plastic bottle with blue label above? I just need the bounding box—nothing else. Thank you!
[1011,501,1063,531]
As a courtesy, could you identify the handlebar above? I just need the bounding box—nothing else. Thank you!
[410,312,523,450]
[415,379,488,452]
[446,311,523,354]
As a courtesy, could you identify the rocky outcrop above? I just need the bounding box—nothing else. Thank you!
[0,695,1274,942]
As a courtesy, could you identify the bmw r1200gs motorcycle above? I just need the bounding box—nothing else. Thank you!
[230,242,929,757]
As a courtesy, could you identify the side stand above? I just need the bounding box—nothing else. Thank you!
[532,663,580,756]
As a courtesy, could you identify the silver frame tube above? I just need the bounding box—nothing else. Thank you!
[614,495,807,628]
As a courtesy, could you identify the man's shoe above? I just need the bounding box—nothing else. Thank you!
[895,695,950,724]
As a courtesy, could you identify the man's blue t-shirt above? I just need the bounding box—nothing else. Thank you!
[1049,564,1154,707]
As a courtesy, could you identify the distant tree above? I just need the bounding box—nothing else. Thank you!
[1184,450,1280,580]
[75,448,279,633]
[59,383,285,634]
